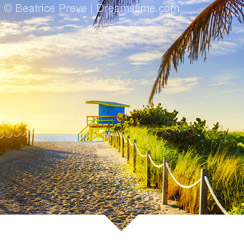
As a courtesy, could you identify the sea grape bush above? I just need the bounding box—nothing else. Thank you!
[147,121,237,156]
[124,103,178,127]
[121,103,244,156]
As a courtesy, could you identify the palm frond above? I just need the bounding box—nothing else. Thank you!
[94,0,140,26]
[149,0,244,103]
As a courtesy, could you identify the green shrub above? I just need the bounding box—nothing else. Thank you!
[125,103,178,127]
[124,103,243,157]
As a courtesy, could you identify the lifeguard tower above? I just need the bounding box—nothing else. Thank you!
[78,101,130,142]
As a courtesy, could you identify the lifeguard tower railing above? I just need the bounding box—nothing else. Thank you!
[78,116,115,142]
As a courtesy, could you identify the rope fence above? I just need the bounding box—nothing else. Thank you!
[0,129,35,154]
[135,143,147,158]
[108,130,231,215]
[166,162,201,189]
[148,154,164,168]
[204,176,230,215]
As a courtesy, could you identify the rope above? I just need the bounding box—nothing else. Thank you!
[120,133,127,143]
[128,138,133,146]
[6,134,13,139]
[148,154,164,168]
[124,135,127,143]
[166,163,201,189]
[204,176,230,215]
[110,132,230,215]
[134,143,147,158]
[0,131,27,139]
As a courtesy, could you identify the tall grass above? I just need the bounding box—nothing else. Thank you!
[0,122,28,154]
[123,127,243,214]
[0,122,27,136]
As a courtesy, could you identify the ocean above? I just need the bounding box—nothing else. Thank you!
[35,134,78,141]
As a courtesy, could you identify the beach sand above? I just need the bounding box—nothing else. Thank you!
[0,142,185,230]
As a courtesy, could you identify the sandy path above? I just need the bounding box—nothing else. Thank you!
[0,142,185,229]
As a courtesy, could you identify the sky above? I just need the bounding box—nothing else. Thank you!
[0,0,244,133]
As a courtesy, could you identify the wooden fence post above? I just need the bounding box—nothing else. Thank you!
[199,169,208,214]
[147,150,151,187]
[162,157,169,205]
[118,132,120,152]
[5,135,8,151]
[11,135,14,150]
[32,129,35,146]
[28,130,30,146]
[16,135,20,150]
[127,135,130,164]
[122,132,125,157]
[25,131,28,145]
[3,133,6,152]
[133,139,136,173]
[20,133,23,146]
[114,132,116,148]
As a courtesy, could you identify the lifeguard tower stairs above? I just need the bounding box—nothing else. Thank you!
[78,101,130,142]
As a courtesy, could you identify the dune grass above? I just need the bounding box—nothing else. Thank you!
[0,122,27,136]
[121,127,243,214]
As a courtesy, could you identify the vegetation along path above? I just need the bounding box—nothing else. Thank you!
[0,142,185,230]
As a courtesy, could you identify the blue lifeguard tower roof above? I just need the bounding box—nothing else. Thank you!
[86,100,130,108]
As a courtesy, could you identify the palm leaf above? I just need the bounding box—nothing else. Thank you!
[149,0,244,103]
[94,0,140,26]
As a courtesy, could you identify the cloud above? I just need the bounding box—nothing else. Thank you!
[0,78,134,94]
[163,77,200,93]
[0,12,240,97]
[0,16,54,38]
[214,73,240,82]
[210,41,237,55]
[0,25,171,61]
[209,81,232,86]
[178,0,211,5]
[0,63,135,94]
[221,89,244,94]
[209,73,240,86]
[0,14,193,95]
[0,13,194,67]
[41,67,100,74]
[23,16,53,25]
[127,51,161,65]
